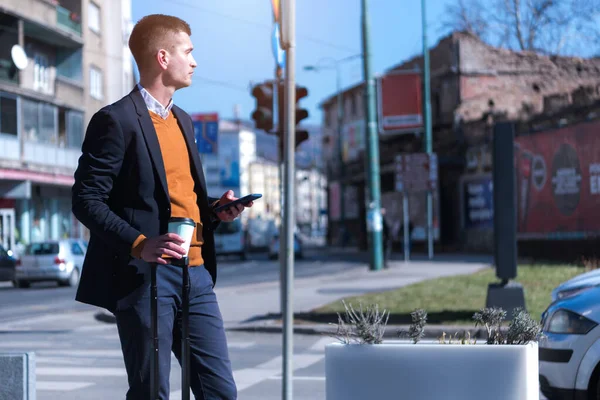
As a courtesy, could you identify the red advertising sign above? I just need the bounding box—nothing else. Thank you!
[377,71,423,135]
[515,120,600,239]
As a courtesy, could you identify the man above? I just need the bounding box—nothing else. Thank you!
[72,14,247,399]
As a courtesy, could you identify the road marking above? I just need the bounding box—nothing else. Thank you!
[227,341,255,349]
[37,381,95,391]
[0,310,98,330]
[0,341,60,348]
[37,367,127,377]
[38,350,123,358]
[309,337,335,352]
[37,356,99,366]
[268,376,326,381]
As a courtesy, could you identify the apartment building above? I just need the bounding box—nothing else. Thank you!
[0,0,132,253]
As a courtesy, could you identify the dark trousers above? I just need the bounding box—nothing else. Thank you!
[114,264,236,400]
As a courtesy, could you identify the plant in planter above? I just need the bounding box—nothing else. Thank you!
[329,300,389,344]
[325,303,541,400]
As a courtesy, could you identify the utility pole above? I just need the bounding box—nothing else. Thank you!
[280,0,295,398]
[361,0,383,271]
[422,0,434,259]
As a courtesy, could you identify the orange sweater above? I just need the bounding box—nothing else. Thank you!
[131,111,204,266]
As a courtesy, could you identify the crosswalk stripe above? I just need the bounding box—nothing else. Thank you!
[0,341,60,348]
[309,337,335,352]
[37,367,127,377]
[268,376,326,381]
[38,350,123,358]
[37,381,95,391]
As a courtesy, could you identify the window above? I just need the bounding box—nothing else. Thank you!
[89,67,103,100]
[25,242,59,255]
[22,99,57,144]
[0,95,17,136]
[56,48,83,82]
[33,54,50,93]
[66,111,84,148]
[88,2,101,34]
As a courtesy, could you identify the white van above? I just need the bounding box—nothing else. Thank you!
[214,219,247,260]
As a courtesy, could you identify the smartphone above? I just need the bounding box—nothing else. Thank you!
[213,193,262,213]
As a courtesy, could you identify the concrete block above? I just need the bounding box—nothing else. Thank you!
[0,352,36,400]
[486,281,527,320]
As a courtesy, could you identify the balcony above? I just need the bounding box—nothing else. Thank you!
[56,5,81,36]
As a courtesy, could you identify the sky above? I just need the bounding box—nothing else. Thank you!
[131,0,455,125]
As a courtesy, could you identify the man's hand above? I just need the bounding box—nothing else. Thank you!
[140,233,186,264]
[215,190,253,222]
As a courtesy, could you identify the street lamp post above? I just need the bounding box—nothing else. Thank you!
[361,0,384,271]
[421,0,434,259]
[304,54,360,246]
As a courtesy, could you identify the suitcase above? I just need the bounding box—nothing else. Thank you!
[151,260,191,400]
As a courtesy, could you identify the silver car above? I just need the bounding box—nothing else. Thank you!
[14,239,87,288]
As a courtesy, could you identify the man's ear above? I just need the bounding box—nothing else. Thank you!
[157,49,169,70]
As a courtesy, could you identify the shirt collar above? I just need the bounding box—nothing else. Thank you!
[136,83,174,119]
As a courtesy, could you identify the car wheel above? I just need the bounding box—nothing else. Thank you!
[269,254,277,260]
[60,268,80,287]
[15,280,30,289]
[240,252,248,261]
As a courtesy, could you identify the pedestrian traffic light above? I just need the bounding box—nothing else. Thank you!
[277,83,310,151]
[251,82,274,132]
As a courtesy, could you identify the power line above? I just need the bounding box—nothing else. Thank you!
[167,0,359,54]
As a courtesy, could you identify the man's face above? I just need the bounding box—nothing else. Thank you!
[163,31,196,90]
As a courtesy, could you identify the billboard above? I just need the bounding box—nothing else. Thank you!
[192,113,219,155]
[219,133,240,188]
[460,174,494,230]
[515,120,600,239]
[377,71,423,136]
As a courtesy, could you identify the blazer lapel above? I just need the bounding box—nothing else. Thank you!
[172,106,208,198]
[130,89,170,203]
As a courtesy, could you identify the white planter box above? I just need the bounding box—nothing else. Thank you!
[325,341,539,400]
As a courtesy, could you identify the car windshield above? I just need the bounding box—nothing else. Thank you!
[215,219,242,235]
[25,242,59,255]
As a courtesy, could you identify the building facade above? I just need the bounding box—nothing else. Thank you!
[0,0,133,254]
[321,31,600,251]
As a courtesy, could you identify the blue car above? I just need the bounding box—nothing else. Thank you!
[539,285,600,399]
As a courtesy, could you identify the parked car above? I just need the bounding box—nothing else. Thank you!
[14,239,87,288]
[551,268,600,302]
[269,233,303,260]
[0,244,17,283]
[539,285,600,399]
[214,219,247,260]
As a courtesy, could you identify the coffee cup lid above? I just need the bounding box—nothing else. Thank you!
[168,217,196,225]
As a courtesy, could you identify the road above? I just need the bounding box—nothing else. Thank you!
[0,250,354,399]
[0,250,546,399]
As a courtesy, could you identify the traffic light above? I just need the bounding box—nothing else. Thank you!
[251,82,274,132]
[277,83,310,151]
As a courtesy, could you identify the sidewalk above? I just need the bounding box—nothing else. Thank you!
[219,250,494,339]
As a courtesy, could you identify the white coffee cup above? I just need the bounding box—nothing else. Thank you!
[167,217,196,257]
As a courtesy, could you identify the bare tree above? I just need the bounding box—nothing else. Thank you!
[443,0,600,56]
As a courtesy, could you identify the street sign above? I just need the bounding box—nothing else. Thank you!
[192,113,219,154]
[395,152,438,193]
[271,23,286,69]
